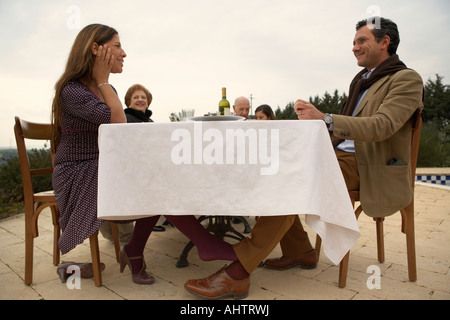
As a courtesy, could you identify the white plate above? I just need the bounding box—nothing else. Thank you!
[187,115,245,122]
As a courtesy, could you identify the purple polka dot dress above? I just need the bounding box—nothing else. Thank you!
[53,81,112,255]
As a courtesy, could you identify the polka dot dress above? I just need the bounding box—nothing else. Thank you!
[53,81,113,255]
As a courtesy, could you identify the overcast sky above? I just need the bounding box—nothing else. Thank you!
[1,0,449,148]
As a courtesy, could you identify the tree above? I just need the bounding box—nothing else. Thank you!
[0,156,22,218]
[0,147,52,219]
[423,74,450,129]
[275,102,297,120]
[309,90,347,114]
[418,74,450,167]
[418,122,450,167]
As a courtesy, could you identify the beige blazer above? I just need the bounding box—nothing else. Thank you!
[332,69,424,217]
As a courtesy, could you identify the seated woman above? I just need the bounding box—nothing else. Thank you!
[124,84,154,123]
[52,24,238,285]
[255,104,276,120]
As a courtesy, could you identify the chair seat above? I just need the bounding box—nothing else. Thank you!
[35,190,55,196]
[34,190,56,202]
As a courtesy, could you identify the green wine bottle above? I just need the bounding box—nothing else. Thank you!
[218,87,230,115]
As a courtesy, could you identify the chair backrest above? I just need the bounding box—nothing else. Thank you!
[14,117,54,202]
[409,110,423,188]
[349,109,423,205]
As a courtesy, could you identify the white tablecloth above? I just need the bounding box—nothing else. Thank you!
[97,120,359,264]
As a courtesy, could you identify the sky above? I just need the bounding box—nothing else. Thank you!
[1,0,449,148]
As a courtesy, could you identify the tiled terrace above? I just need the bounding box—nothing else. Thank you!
[0,183,449,301]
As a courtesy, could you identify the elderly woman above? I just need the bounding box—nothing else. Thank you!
[127,84,167,231]
[100,84,164,241]
[124,84,154,122]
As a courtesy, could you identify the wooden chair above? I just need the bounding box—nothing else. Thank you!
[315,111,422,288]
[14,116,121,286]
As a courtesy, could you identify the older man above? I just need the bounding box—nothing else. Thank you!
[233,96,250,119]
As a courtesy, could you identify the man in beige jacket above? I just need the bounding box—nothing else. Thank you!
[293,17,424,218]
[184,17,424,300]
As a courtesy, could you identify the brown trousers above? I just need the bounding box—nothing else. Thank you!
[233,150,359,274]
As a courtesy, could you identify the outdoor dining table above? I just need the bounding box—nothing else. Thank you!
[97,118,360,265]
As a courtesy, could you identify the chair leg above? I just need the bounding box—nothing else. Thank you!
[51,206,61,266]
[316,230,350,288]
[406,224,417,281]
[374,218,385,263]
[53,225,61,266]
[338,251,350,288]
[402,204,417,282]
[89,232,102,287]
[316,233,349,288]
[110,222,121,263]
[336,198,359,288]
[315,234,322,261]
[24,216,34,286]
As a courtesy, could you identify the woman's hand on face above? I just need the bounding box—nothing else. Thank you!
[92,45,114,85]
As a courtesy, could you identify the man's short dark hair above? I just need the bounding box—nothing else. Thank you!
[356,17,400,55]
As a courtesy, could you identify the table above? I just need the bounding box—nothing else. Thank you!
[171,115,252,266]
[97,120,360,265]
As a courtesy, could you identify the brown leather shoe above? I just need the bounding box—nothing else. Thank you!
[184,267,250,300]
[264,249,317,270]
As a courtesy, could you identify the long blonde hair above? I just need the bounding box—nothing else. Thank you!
[51,24,118,150]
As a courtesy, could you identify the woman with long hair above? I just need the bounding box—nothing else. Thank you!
[254,104,276,120]
[52,24,238,285]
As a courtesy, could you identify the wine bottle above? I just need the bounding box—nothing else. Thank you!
[218,87,230,115]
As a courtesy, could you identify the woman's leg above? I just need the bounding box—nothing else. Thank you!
[124,216,160,274]
[164,215,238,262]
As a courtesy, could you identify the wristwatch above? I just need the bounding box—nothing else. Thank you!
[323,113,333,126]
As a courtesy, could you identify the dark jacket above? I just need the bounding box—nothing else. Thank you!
[124,108,153,123]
